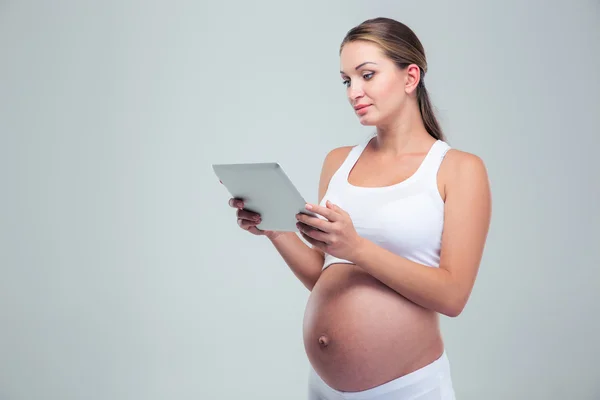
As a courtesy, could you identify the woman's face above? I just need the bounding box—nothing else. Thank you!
[340,40,414,126]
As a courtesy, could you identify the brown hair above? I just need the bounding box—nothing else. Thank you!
[340,17,445,142]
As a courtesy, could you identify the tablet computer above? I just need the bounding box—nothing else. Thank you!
[212,162,319,232]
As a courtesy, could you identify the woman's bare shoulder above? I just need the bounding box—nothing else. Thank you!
[324,145,355,170]
[440,147,489,197]
[442,148,487,176]
[318,145,354,201]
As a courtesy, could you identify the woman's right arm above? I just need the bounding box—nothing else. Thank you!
[267,232,323,291]
[266,146,353,291]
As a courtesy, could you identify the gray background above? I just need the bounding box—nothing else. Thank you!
[1,0,599,399]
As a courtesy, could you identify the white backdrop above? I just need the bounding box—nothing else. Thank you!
[1,0,599,399]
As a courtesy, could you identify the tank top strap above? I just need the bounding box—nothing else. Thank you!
[331,133,374,182]
[418,140,452,184]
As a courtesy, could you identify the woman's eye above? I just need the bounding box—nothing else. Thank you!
[342,73,373,87]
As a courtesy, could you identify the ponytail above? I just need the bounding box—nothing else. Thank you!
[417,79,445,142]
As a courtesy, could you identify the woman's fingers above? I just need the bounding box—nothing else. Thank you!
[237,208,261,222]
[228,198,244,209]
[297,222,329,243]
[229,198,262,229]
[300,231,327,249]
[238,217,260,229]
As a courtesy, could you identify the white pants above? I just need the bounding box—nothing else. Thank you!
[308,351,456,400]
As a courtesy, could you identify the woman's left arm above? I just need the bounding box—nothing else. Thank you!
[297,151,492,317]
[353,152,491,317]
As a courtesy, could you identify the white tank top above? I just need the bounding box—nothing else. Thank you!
[320,134,451,270]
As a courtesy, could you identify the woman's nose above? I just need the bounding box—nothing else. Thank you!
[348,84,364,100]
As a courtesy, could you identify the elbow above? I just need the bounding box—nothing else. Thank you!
[306,270,323,292]
[441,294,468,318]
[438,274,472,317]
[442,305,463,318]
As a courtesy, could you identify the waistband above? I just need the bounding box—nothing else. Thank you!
[310,350,452,400]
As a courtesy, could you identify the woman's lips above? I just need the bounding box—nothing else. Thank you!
[355,105,371,115]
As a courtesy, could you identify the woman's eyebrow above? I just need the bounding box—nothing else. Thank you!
[340,61,378,74]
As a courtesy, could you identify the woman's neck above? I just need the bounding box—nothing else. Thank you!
[373,104,433,156]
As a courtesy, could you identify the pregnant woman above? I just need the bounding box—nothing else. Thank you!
[229,17,491,400]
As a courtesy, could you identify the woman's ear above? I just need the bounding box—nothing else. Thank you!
[404,64,422,95]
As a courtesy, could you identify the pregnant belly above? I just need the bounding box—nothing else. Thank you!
[302,263,444,392]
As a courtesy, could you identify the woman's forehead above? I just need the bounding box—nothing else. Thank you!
[340,42,386,72]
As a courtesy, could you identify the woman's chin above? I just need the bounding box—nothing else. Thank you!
[358,116,377,126]
[356,109,382,126]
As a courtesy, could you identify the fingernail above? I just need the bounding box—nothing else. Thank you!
[305,204,312,210]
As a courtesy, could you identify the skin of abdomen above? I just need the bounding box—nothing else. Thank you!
[302,263,444,392]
